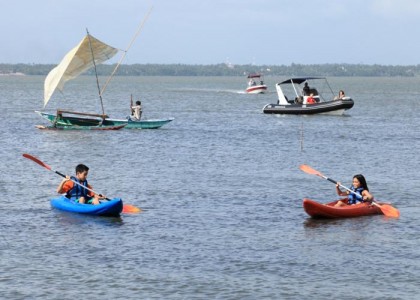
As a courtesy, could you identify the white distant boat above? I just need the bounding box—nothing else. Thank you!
[245,73,267,94]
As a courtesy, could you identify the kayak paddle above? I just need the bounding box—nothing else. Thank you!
[299,164,400,218]
[23,153,141,213]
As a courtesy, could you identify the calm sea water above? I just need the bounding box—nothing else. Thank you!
[0,75,419,299]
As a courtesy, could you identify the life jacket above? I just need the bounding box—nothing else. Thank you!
[66,176,89,199]
[347,186,365,205]
[307,97,316,104]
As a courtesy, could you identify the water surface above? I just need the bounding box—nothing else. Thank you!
[0,75,419,299]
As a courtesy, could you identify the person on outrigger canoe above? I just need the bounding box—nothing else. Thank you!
[130,100,142,120]
[56,164,104,205]
[334,174,374,207]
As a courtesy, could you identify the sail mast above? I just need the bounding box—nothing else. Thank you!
[100,6,153,95]
[86,29,106,118]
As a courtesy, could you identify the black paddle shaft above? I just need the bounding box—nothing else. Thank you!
[326,177,338,185]
[55,170,67,178]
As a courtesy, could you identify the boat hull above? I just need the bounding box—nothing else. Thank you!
[105,118,174,129]
[246,85,267,94]
[36,112,105,126]
[51,196,123,217]
[36,111,173,129]
[263,99,354,115]
[303,198,383,219]
[35,124,126,130]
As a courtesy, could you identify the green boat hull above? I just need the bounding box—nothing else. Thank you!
[36,111,173,129]
[35,124,126,130]
[106,118,174,129]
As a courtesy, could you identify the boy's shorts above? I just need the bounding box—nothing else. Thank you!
[75,198,94,204]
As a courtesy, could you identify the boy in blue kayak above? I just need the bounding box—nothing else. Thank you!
[56,164,103,205]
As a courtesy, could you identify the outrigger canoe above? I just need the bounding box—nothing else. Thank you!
[51,196,123,217]
[303,198,383,219]
[36,111,174,129]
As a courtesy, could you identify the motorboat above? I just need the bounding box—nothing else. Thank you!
[246,73,267,94]
[262,77,354,115]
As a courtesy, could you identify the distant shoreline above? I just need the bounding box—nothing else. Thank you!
[1,63,419,77]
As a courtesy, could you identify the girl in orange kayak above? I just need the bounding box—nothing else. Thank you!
[334,174,374,207]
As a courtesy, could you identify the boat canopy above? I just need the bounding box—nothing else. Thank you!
[247,73,263,79]
[43,34,118,107]
[278,77,325,85]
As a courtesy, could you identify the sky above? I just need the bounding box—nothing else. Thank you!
[2,0,420,66]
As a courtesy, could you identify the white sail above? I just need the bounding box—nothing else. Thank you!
[43,34,118,107]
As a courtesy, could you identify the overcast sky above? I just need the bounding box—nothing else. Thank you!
[2,0,420,65]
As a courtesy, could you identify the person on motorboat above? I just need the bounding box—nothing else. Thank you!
[334,90,346,100]
[334,174,374,207]
[302,82,310,95]
[307,93,317,104]
[56,164,104,205]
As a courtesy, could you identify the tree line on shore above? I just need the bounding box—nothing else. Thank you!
[1,63,419,77]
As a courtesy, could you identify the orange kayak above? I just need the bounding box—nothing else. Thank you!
[303,198,383,218]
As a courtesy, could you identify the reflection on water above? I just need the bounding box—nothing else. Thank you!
[303,217,347,228]
[51,210,124,226]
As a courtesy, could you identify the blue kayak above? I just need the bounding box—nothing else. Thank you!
[51,196,123,217]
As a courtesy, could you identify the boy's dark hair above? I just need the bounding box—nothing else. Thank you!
[75,164,89,174]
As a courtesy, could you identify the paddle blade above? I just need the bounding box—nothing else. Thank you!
[299,164,322,176]
[379,204,400,218]
[23,153,52,170]
[122,204,141,214]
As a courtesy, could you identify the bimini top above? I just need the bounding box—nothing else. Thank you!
[247,73,263,78]
[278,77,326,85]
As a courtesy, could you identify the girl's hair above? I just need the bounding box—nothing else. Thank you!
[354,174,369,191]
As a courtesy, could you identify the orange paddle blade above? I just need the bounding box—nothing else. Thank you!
[378,204,400,218]
[299,164,322,176]
[122,204,141,214]
[23,153,52,170]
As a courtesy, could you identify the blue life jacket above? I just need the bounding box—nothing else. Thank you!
[66,176,89,200]
[347,186,365,205]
